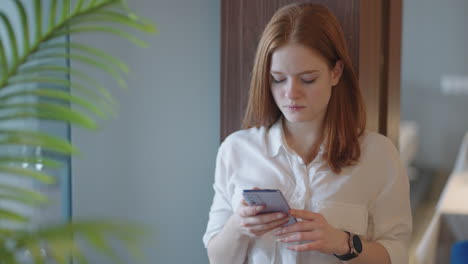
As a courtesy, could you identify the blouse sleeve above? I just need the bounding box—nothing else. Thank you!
[202,142,233,248]
[372,141,413,264]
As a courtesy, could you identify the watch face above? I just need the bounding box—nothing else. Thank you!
[353,235,363,253]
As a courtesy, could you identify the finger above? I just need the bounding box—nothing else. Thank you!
[248,216,290,233]
[289,209,323,220]
[252,187,261,190]
[242,212,288,226]
[274,220,317,236]
[276,230,323,243]
[287,241,323,252]
[239,205,265,217]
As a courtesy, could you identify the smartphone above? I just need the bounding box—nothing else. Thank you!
[242,189,297,226]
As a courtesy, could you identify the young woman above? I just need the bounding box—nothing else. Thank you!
[204,3,412,264]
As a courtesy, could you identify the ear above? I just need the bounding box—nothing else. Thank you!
[331,60,344,86]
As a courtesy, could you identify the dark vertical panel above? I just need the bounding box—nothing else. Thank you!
[359,0,383,133]
[380,0,390,136]
[384,0,402,146]
[221,0,242,140]
[239,0,278,134]
[360,0,402,144]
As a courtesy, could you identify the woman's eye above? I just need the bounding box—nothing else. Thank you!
[272,78,285,84]
[302,79,316,84]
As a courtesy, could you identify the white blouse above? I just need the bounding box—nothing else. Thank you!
[203,119,412,264]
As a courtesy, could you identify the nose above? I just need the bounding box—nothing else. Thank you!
[284,79,301,100]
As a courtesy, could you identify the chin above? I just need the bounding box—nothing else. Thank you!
[283,115,309,123]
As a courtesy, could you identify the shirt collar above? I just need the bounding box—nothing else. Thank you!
[265,118,284,158]
[265,117,326,159]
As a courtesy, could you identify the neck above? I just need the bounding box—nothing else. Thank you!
[282,117,324,163]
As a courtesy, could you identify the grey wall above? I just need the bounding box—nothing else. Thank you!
[71,0,220,263]
[401,0,468,173]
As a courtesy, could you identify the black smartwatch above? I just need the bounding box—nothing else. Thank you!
[333,231,363,261]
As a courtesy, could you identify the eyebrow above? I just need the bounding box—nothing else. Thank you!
[270,70,320,75]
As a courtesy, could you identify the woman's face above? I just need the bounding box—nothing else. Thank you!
[270,43,343,125]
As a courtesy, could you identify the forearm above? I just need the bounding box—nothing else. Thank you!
[344,240,390,264]
[207,215,251,264]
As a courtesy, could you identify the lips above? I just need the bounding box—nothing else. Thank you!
[286,105,305,111]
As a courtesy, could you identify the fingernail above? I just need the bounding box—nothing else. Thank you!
[276,213,285,219]
[256,206,264,211]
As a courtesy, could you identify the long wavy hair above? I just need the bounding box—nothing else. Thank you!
[242,2,366,174]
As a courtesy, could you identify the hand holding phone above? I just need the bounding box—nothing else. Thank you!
[242,189,297,226]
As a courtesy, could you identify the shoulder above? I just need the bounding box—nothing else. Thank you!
[357,131,406,183]
[217,126,268,156]
[361,130,399,157]
[359,130,402,170]
[223,126,267,145]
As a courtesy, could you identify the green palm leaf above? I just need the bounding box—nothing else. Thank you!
[0,165,55,183]
[70,9,157,33]
[0,102,97,129]
[0,192,48,206]
[15,220,148,263]
[0,156,61,168]
[87,0,102,8]
[69,42,130,73]
[82,232,123,264]
[0,12,19,66]
[0,208,29,223]
[0,39,8,79]
[8,75,77,87]
[28,244,48,264]
[1,0,153,87]
[60,0,71,22]
[0,183,49,204]
[47,240,73,263]
[0,129,78,155]
[48,0,57,30]
[17,64,117,106]
[73,0,87,15]
[0,0,157,263]
[12,0,29,54]
[17,65,118,111]
[0,245,16,264]
[53,25,149,48]
[34,42,129,73]
[34,0,42,42]
[7,75,122,106]
[23,53,127,89]
[5,88,108,119]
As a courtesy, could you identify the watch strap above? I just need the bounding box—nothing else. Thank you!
[333,231,361,261]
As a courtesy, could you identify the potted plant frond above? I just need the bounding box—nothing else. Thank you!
[0,0,156,263]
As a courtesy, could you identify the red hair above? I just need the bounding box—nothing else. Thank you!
[242,3,366,174]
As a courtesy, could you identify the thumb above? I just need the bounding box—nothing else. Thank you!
[239,204,265,217]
